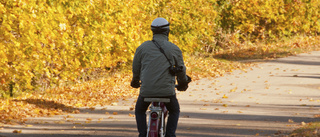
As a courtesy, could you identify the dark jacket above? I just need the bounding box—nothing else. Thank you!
[132,34,188,97]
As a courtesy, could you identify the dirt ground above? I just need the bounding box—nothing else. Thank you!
[1,51,320,137]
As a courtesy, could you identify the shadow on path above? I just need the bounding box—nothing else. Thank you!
[13,98,76,112]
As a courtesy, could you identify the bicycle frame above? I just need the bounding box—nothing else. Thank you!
[144,98,170,137]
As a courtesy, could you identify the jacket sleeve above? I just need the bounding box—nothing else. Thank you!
[132,47,142,82]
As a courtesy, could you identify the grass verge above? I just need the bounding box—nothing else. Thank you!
[290,122,320,136]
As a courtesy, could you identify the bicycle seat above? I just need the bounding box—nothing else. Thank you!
[144,98,170,103]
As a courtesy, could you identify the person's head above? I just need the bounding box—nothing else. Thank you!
[151,17,170,36]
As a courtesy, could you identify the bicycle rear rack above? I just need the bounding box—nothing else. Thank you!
[144,98,170,103]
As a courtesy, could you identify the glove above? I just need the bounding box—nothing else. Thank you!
[176,75,192,91]
[176,84,188,91]
[186,75,192,83]
[131,80,140,88]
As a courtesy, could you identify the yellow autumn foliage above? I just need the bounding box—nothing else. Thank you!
[0,0,319,96]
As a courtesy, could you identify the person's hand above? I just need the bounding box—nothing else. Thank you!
[131,80,140,88]
[176,84,188,91]
[177,75,192,91]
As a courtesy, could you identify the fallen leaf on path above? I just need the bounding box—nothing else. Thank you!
[222,94,228,99]
[212,99,222,103]
[200,108,207,110]
[67,115,74,118]
[182,115,190,118]
[73,110,80,114]
[54,121,65,124]
[288,119,294,123]
[128,113,135,117]
[129,107,134,111]
[230,87,237,92]
[13,130,22,133]
[86,118,92,121]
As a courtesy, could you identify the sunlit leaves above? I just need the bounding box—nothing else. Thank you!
[184,54,251,80]
[0,70,137,124]
[1,0,320,97]
[219,0,320,42]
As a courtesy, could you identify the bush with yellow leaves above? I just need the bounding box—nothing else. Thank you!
[0,0,320,96]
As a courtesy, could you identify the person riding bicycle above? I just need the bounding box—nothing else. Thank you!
[131,17,191,137]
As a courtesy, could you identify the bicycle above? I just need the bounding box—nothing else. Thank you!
[144,97,170,137]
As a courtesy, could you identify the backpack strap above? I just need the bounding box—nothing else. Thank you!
[152,40,173,66]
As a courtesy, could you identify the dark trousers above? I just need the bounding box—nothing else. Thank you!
[135,95,180,137]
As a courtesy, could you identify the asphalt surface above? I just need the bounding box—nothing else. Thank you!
[1,51,320,137]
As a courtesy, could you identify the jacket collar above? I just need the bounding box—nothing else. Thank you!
[152,34,168,41]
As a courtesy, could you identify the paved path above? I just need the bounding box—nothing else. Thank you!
[1,51,320,137]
